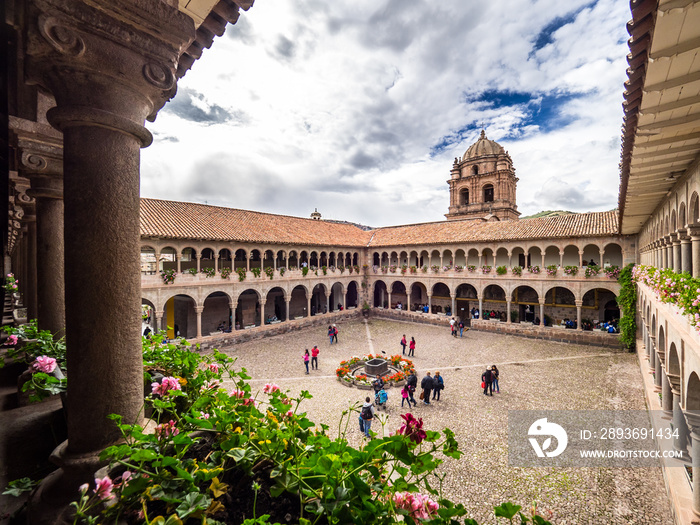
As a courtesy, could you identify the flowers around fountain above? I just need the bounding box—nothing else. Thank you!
[336,354,414,385]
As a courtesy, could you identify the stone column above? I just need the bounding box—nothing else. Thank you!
[307,294,311,317]
[649,336,656,373]
[259,300,266,325]
[559,251,564,268]
[387,291,392,309]
[683,412,700,515]
[196,253,202,273]
[176,254,182,273]
[19,138,66,335]
[680,231,692,274]
[153,310,163,333]
[478,296,483,317]
[19,200,39,321]
[325,292,331,314]
[661,367,673,419]
[195,306,203,339]
[575,300,582,331]
[24,0,195,516]
[672,233,682,273]
[539,301,545,326]
[428,293,432,313]
[578,251,584,267]
[689,226,700,278]
[214,254,219,273]
[478,253,483,267]
[669,375,688,455]
[654,351,663,392]
[665,236,673,269]
[285,298,290,321]
[451,294,456,317]
[155,250,161,272]
[541,252,546,268]
[246,254,250,272]
[506,299,511,323]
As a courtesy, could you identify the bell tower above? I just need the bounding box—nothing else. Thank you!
[445,130,520,221]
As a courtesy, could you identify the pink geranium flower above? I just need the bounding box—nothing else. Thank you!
[208,363,220,374]
[151,376,181,396]
[155,420,179,439]
[94,476,114,501]
[32,356,57,374]
[393,491,439,521]
[263,383,280,394]
[3,334,18,346]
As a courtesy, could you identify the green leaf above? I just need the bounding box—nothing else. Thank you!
[175,491,211,519]
[494,502,521,520]
[131,449,159,462]
[2,477,38,497]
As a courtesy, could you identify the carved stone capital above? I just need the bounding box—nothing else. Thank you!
[25,0,195,141]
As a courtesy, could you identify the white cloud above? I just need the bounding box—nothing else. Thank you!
[142,0,630,226]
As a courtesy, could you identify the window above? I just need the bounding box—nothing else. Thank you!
[483,184,494,202]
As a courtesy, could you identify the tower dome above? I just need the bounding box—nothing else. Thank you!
[463,130,505,159]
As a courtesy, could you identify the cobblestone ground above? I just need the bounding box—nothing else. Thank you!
[217,317,674,524]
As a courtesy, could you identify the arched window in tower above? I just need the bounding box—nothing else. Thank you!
[459,188,469,206]
[483,183,494,202]
[472,165,478,175]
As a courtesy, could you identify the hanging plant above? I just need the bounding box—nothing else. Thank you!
[220,267,231,280]
[236,268,247,282]
[251,267,262,278]
[618,263,637,351]
[160,269,176,285]
[201,267,215,278]
[264,267,274,280]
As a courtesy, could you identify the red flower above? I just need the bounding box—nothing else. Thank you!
[397,413,427,444]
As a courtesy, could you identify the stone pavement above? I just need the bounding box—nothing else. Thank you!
[218,317,674,524]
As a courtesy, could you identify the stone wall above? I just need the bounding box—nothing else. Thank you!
[470,319,623,349]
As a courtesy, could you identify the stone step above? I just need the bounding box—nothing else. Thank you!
[0,385,18,412]
[0,355,26,390]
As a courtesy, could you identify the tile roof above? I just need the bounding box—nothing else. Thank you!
[140,198,373,246]
[366,211,619,247]
[141,198,619,248]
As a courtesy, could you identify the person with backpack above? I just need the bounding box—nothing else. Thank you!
[359,396,375,438]
[327,325,334,344]
[482,366,493,396]
[406,371,418,407]
[332,324,339,343]
[401,334,407,355]
[432,371,444,401]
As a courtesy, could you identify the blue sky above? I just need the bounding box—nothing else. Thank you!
[142,0,630,227]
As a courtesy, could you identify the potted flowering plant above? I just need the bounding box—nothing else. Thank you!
[236,268,247,281]
[338,265,345,274]
[160,269,176,284]
[186,267,198,276]
[455,265,464,272]
[511,265,523,276]
[481,265,492,274]
[563,265,578,276]
[400,264,408,274]
[528,265,541,274]
[421,266,428,273]
[467,265,476,272]
[389,265,397,273]
[4,273,18,294]
[496,265,507,275]
[381,266,388,274]
[264,267,274,279]
[201,267,215,278]
[410,265,417,274]
[279,267,286,277]
[220,267,231,279]
[431,265,440,273]
[604,265,621,278]
[585,265,599,278]
[545,265,558,276]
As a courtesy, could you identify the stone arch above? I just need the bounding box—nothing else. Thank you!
[330,281,344,311]
[671,210,677,232]
[140,245,157,274]
[543,245,560,266]
[311,283,327,314]
[482,284,506,321]
[668,342,680,377]
[679,202,687,229]
[454,248,467,267]
[459,187,469,205]
[373,280,388,308]
[203,291,232,334]
[581,287,618,323]
[658,325,666,356]
[181,247,197,272]
[527,246,542,268]
[483,183,494,202]
[141,298,156,334]
[373,252,380,266]
[511,285,538,323]
[582,244,600,266]
[562,244,579,266]
[481,247,495,266]
[429,249,441,267]
[442,249,454,267]
[219,248,232,270]
[687,372,700,410]
[511,246,526,267]
[431,282,452,314]
[390,280,408,308]
[603,243,623,267]
[263,249,275,269]
[495,247,509,267]
[234,248,247,269]
[691,192,700,224]
[467,248,479,266]
[410,281,428,309]
[346,280,359,308]
[264,286,286,322]
[235,289,261,329]
[290,284,308,318]
[165,293,197,339]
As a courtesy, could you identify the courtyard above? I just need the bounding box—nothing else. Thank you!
[218,317,673,524]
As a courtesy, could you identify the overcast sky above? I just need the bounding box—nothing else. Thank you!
[141,0,630,228]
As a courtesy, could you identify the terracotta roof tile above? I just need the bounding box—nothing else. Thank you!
[141,199,618,247]
[367,211,619,247]
[140,198,372,246]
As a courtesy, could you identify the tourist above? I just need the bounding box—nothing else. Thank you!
[408,337,416,357]
[406,370,418,407]
[333,324,339,343]
[491,365,500,393]
[303,349,310,374]
[400,383,410,408]
[401,334,407,355]
[482,366,493,396]
[473,308,479,319]
[432,371,444,401]
[328,325,334,344]
[360,396,375,438]
[311,345,319,370]
[458,320,465,337]
[421,372,434,405]
[450,317,456,336]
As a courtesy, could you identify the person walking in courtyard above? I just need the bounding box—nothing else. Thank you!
[459,320,465,337]
[400,383,410,408]
[432,371,444,401]
[421,371,434,405]
[360,396,375,438]
[401,334,407,355]
[303,349,310,374]
[450,317,456,337]
[311,345,319,370]
[406,370,418,407]
[491,365,500,393]
[408,337,416,357]
[482,366,493,396]
[328,325,334,344]
[333,324,339,343]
